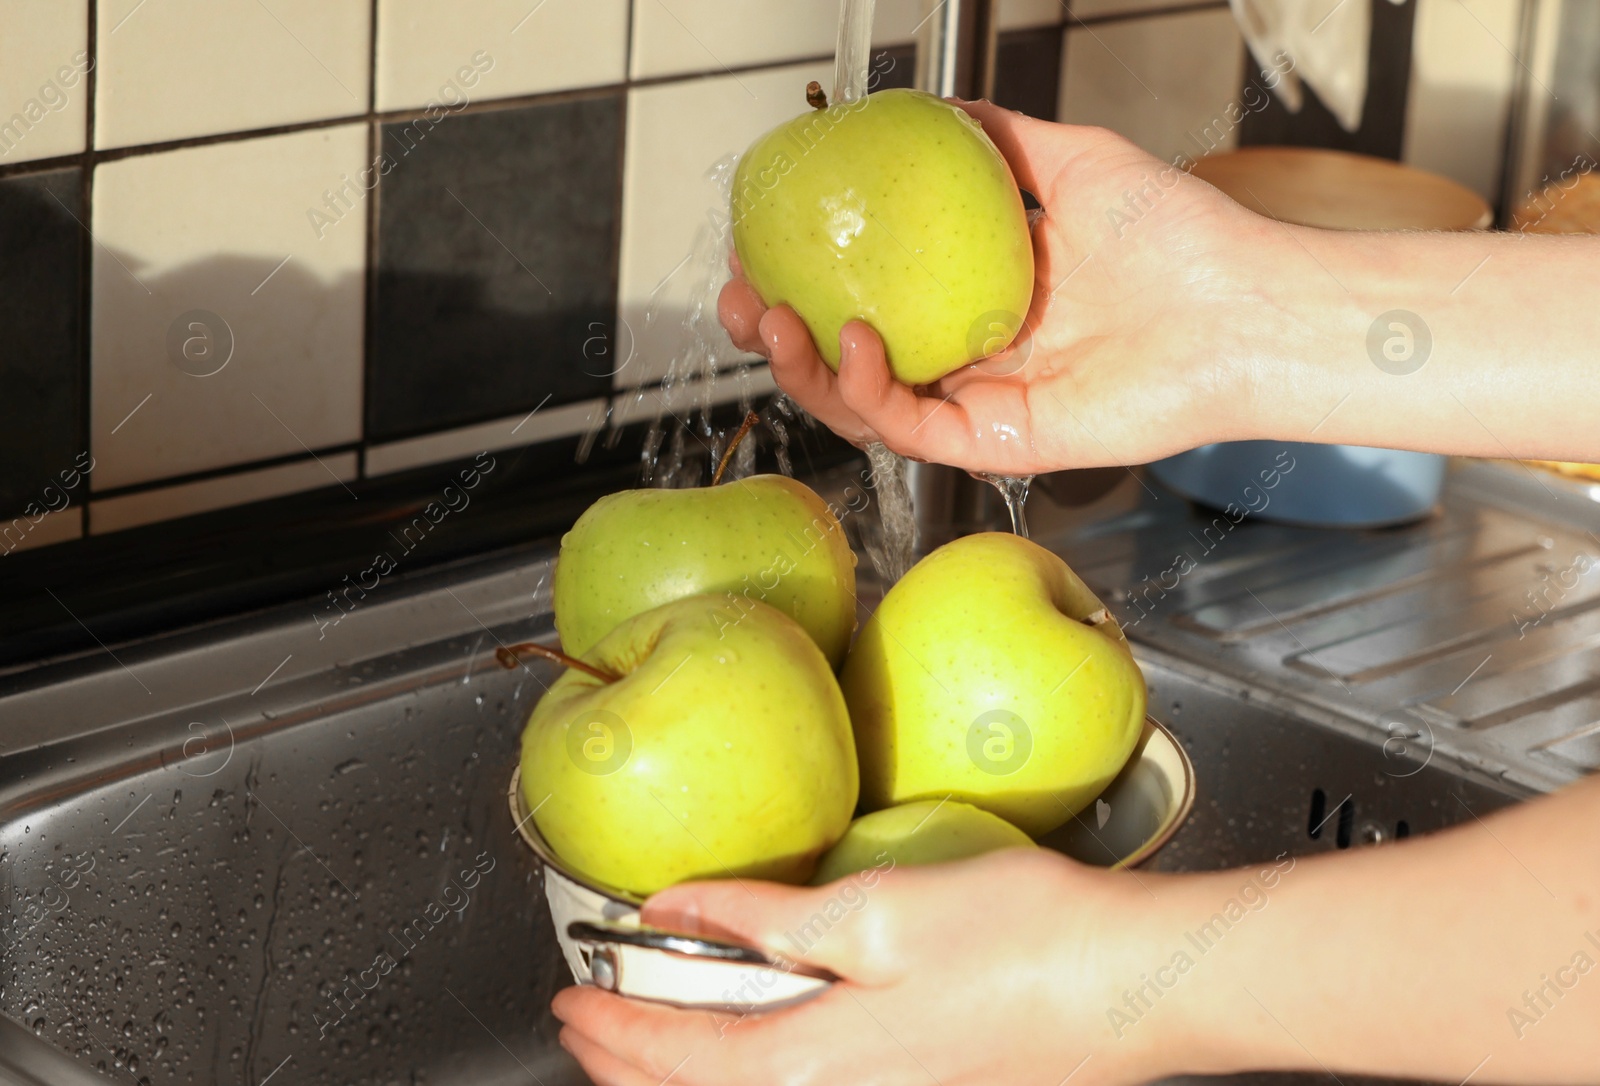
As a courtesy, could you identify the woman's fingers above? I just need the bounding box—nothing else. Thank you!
[643,875,891,983]
[556,981,881,1086]
[559,1026,661,1086]
[762,308,879,446]
[717,277,769,356]
[835,322,977,464]
[555,986,759,1086]
[725,293,1045,473]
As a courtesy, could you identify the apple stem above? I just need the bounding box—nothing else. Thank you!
[496,641,620,683]
[711,410,761,486]
[806,81,829,110]
[1083,607,1114,628]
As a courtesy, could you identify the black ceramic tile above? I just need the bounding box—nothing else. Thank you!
[1238,0,1417,161]
[872,46,918,92]
[995,27,1063,122]
[369,93,623,442]
[869,34,1063,121]
[0,168,83,523]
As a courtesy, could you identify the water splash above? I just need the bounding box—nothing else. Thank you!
[585,0,920,609]
[592,155,799,491]
[622,155,745,488]
[978,473,1034,539]
[834,0,918,586]
[764,394,802,478]
[862,444,916,584]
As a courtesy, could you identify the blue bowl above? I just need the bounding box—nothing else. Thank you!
[1147,441,1444,528]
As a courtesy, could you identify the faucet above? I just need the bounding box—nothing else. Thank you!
[907,0,1009,550]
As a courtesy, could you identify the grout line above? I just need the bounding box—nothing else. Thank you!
[0,51,853,183]
[79,0,99,501]
[74,110,371,168]
[87,442,363,502]
[606,44,629,404]
[360,0,380,479]
[0,149,98,181]
[0,21,1092,181]
[249,396,357,505]
[1061,0,1230,31]
[621,0,637,84]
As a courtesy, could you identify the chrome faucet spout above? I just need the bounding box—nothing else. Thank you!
[905,0,1011,551]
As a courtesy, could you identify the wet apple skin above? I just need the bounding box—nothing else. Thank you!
[733,88,1035,385]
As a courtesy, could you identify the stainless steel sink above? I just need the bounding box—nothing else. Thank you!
[0,462,1546,1085]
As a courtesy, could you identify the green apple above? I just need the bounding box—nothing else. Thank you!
[731,87,1034,386]
[553,474,857,670]
[842,532,1146,837]
[810,799,1035,884]
[521,594,857,896]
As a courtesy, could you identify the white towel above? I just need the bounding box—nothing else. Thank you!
[1229,0,1407,132]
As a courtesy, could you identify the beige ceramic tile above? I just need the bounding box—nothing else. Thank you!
[611,364,776,427]
[0,506,84,554]
[91,124,367,491]
[1403,0,1519,204]
[630,0,925,80]
[1059,8,1246,165]
[1072,0,1219,18]
[1000,0,1065,29]
[0,1,89,164]
[90,453,357,534]
[365,397,609,477]
[618,61,834,389]
[374,0,627,112]
[95,0,369,148]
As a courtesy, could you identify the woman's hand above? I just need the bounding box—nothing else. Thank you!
[551,849,1184,1086]
[721,100,1288,475]
[551,777,1600,1086]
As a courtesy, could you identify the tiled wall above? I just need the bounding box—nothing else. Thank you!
[0,0,1524,568]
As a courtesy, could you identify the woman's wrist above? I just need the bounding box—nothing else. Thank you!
[1210,222,1370,447]
[1167,215,1351,451]
[1028,861,1276,1082]
[1087,863,1313,1081]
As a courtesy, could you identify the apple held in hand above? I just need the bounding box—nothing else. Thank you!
[732,87,1035,385]
[810,798,1035,885]
[842,533,1146,837]
[553,473,857,670]
[520,594,858,897]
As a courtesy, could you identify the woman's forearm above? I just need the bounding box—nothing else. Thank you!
[1241,230,1600,463]
[1143,775,1600,1083]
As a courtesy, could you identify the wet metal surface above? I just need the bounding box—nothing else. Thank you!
[1036,459,1600,794]
[0,458,1579,1084]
